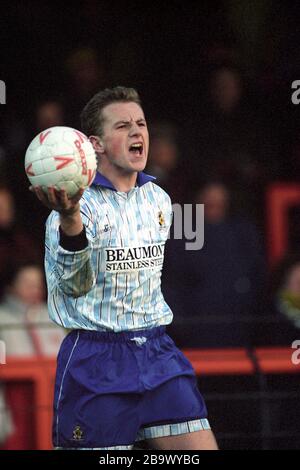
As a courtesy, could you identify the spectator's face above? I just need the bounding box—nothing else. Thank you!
[72,59,99,90]
[148,138,178,171]
[285,264,300,295]
[10,267,45,306]
[211,68,242,112]
[36,102,64,131]
[96,101,149,174]
[0,189,15,229]
[198,184,229,224]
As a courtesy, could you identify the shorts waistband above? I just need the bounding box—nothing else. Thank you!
[70,326,166,343]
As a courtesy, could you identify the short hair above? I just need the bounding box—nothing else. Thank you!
[80,86,142,137]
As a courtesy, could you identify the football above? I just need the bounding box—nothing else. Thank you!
[24,126,97,197]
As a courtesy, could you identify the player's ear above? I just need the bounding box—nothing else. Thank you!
[89,136,105,154]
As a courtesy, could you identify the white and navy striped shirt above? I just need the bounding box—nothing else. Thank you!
[45,172,174,332]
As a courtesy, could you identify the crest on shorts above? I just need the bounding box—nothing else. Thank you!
[72,425,83,441]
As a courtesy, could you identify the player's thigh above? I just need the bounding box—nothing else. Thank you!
[147,429,218,450]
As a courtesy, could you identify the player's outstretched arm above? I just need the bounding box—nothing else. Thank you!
[33,185,95,297]
[30,186,84,236]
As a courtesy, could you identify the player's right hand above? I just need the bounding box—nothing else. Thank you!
[29,186,84,216]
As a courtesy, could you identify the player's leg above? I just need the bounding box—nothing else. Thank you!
[147,429,218,450]
[135,332,218,450]
[136,375,217,450]
[53,330,141,449]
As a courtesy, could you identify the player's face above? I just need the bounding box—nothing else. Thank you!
[98,101,149,173]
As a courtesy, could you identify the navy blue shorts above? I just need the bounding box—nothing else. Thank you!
[53,327,210,449]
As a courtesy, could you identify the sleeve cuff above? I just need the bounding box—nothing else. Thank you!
[59,226,88,251]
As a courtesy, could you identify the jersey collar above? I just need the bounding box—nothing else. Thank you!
[92,171,156,191]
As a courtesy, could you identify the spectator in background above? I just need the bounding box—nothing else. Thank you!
[0,146,7,185]
[146,121,188,203]
[164,181,267,348]
[35,99,65,131]
[276,257,300,329]
[259,254,300,346]
[63,47,108,128]
[0,262,66,356]
[3,98,66,157]
[0,262,66,450]
[0,186,41,298]
[187,65,278,225]
[2,99,67,241]
[0,385,13,447]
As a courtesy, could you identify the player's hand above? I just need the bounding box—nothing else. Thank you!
[29,186,84,216]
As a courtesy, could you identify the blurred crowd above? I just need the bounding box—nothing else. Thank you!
[0,45,299,354]
[1,5,300,446]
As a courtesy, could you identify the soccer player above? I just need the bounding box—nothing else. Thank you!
[30,86,218,450]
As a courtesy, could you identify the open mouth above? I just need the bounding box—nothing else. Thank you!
[129,142,143,155]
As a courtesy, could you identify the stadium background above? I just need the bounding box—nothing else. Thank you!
[0,0,300,450]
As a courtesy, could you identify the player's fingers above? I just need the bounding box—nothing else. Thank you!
[71,187,84,204]
[33,186,53,208]
[29,185,40,198]
[34,186,46,202]
[58,189,70,208]
[47,186,58,205]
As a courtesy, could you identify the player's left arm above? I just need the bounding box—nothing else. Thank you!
[44,189,97,298]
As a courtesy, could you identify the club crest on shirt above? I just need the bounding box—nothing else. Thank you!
[158,211,165,228]
[72,425,84,441]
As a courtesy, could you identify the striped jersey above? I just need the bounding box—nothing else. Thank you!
[44,172,174,332]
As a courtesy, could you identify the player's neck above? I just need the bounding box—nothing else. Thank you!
[98,164,138,193]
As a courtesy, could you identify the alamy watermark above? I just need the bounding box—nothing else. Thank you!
[0,80,6,104]
[291,80,300,105]
[291,340,300,365]
[0,340,6,365]
[171,203,204,251]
